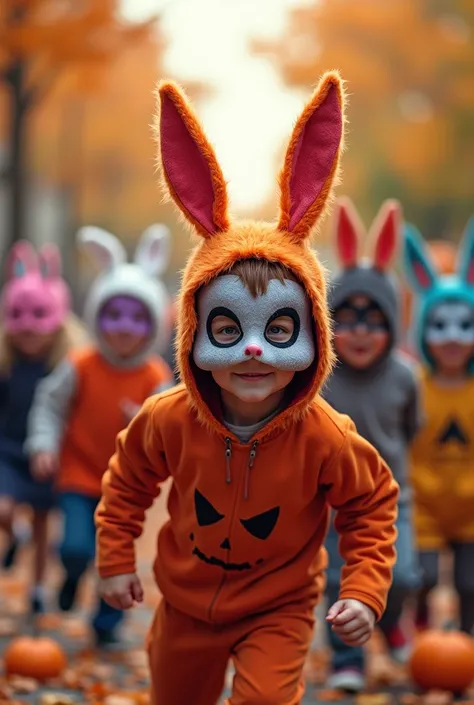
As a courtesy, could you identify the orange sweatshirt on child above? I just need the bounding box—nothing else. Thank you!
[60,346,171,496]
[27,345,172,498]
[98,388,398,623]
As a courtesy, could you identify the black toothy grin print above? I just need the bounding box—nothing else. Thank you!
[192,545,252,571]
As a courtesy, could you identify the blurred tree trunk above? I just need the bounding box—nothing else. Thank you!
[7,57,27,250]
[4,1,29,250]
[1,0,156,250]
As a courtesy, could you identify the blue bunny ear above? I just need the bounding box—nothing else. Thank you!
[458,216,474,286]
[403,223,438,294]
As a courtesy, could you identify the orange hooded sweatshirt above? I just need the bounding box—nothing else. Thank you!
[96,71,399,625]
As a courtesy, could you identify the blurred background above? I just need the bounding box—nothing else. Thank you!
[0,0,473,307]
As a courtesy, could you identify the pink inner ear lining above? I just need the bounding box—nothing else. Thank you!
[336,206,359,266]
[413,260,432,289]
[39,245,62,278]
[373,209,399,269]
[467,260,474,285]
[160,92,218,236]
[288,83,342,232]
[6,241,38,278]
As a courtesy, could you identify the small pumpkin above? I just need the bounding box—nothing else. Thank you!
[409,629,474,692]
[3,636,67,680]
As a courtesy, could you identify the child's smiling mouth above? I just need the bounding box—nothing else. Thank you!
[233,372,272,382]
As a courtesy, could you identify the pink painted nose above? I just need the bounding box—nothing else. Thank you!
[244,344,263,357]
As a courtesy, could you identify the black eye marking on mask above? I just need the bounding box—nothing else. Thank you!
[206,306,243,349]
[334,302,389,332]
[264,307,300,348]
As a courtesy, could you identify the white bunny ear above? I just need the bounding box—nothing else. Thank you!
[77,226,127,271]
[134,223,171,277]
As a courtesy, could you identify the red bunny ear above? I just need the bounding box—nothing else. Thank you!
[369,200,401,271]
[333,197,363,268]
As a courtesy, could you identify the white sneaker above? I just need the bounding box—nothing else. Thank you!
[390,642,412,664]
[326,668,366,693]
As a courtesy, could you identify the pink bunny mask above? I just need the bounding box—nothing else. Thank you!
[1,240,71,335]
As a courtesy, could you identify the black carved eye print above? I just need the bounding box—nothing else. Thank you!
[240,506,280,540]
[194,489,225,526]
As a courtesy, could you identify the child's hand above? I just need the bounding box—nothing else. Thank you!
[326,599,375,646]
[31,451,59,482]
[99,573,144,610]
[121,399,141,422]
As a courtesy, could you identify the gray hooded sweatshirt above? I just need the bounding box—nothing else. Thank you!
[323,263,421,504]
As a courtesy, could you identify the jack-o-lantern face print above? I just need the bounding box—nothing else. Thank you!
[190,489,280,571]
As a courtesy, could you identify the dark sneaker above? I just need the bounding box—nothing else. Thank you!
[30,593,46,615]
[2,540,19,570]
[58,576,79,612]
[94,628,121,649]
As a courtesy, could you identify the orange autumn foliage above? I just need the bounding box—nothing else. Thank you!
[29,32,167,237]
[254,0,474,238]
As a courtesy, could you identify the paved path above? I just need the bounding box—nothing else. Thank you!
[0,491,464,704]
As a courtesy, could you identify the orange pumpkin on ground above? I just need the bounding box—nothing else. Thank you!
[409,629,474,692]
[3,636,67,680]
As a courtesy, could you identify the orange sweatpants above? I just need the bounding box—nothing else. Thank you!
[146,598,315,705]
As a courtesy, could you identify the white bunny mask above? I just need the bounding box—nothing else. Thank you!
[77,224,172,366]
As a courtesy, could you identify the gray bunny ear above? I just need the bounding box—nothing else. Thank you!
[77,226,127,271]
[134,223,171,277]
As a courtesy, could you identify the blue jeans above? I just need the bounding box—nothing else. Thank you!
[325,502,420,672]
[59,492,123,635]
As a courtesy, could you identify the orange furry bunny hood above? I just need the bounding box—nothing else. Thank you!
[155,72,346,432]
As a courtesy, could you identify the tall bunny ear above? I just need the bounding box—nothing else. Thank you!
[134,223,171,277]
[333,197,363,268]
[156,81,229,238]
[277,71,345,240]
[403,223,438,294]
[5,240,38,280]
[367,200,401,271]
[77,226,127,271]
[38,243,62,279]
[457,216,474,286]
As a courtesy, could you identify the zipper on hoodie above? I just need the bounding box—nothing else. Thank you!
[243,440,258,500]
[225,437,232,484]
[208,438,259,622]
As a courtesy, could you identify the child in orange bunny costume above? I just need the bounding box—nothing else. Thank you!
[96,73,399,704]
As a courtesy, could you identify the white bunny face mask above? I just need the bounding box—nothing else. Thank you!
[77,224,172,365]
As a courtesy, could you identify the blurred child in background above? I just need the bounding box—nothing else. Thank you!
[0,240,88,613]
[401,241,457,358]
[403,219,474,635]
[27,225,174,646]
[323,198,422,692]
